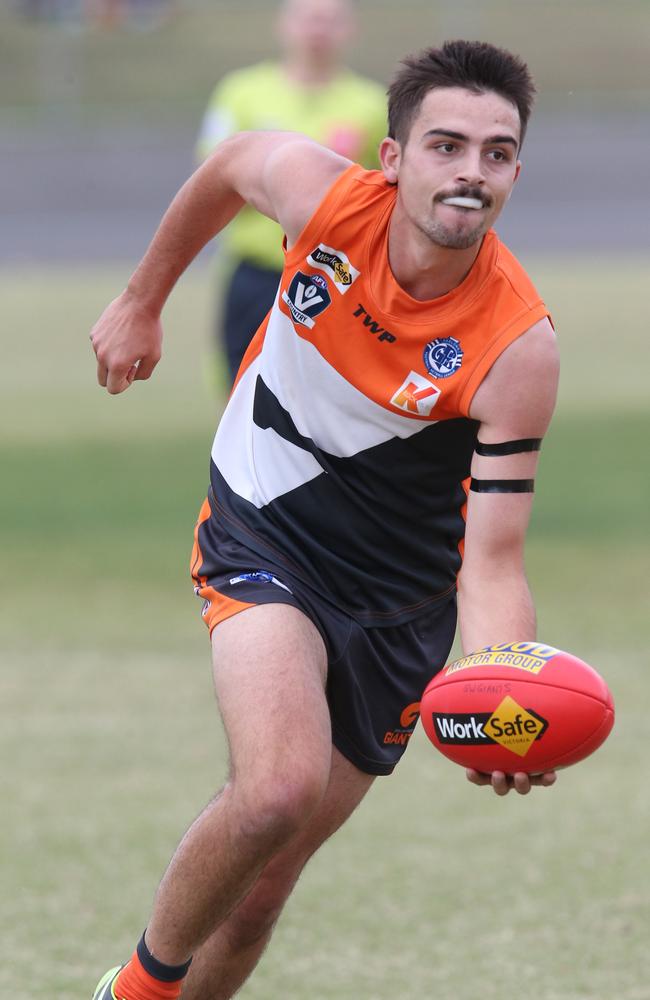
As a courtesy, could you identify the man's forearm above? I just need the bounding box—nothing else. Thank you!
[127,149,245,315]
[457,568,537,655]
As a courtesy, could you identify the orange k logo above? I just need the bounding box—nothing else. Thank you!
[390,372,441,416]
[394,381,437,412]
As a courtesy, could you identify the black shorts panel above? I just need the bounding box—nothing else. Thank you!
[327,599,457,775]
[192,501,457,775]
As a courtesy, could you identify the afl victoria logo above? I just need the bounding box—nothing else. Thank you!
[282,271,332,330]
[423,336,464,379]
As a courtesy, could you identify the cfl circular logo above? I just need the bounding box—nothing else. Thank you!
[423,336,464,379]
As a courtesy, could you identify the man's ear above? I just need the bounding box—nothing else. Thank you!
[379,137,401,184]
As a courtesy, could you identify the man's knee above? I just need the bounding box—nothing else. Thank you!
[231,765,330,850]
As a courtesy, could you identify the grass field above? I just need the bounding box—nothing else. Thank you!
[1,259,649,999]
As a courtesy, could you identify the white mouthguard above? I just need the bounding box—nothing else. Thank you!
[441,197,484,210]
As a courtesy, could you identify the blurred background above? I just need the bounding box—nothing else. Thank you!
[1,2,649,998]
[3,0,650,262]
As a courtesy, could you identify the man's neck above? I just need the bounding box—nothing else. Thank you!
[387,210,483,302]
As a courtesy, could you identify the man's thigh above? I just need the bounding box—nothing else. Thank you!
[211,603,332,791]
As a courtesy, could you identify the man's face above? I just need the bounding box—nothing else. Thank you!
[381,87,522,250]
[279,0,354,62]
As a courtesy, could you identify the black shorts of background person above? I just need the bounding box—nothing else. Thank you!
[221,260,283,384]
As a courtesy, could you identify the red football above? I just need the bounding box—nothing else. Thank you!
[420,642,615,774]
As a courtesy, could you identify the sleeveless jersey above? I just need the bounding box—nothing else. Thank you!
[208,165,550,627]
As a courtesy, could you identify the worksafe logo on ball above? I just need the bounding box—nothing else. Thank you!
[282,271,332,329]
[390,371,441,416]
[307,244,360,293]
[423,336,464,379]
[433,696,548,758]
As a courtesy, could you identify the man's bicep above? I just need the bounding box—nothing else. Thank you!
[261,138,351,243]
[463,319,557,558]
[464,318,558,568]
[469,317,559,443]
[212,132,349,242]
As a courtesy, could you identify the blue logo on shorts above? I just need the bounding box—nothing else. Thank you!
[423,337,464,379]
[229,571,292,594]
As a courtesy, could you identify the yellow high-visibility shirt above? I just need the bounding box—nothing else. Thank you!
[196,61,387,271]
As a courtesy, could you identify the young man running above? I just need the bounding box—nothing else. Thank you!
[90,40,559,1000]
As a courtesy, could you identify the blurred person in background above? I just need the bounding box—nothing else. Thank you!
[196,0,386,385]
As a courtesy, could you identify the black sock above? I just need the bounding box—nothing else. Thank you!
[137,931,192,983]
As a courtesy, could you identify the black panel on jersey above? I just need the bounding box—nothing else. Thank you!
[211,377,479,627]
[253,374,317,455]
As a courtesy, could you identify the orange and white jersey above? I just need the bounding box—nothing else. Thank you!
[208,165,550,626]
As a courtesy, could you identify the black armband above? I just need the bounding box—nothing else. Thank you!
[470,478,535,493]
[475,438,542,456]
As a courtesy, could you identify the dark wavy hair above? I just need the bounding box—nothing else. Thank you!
[388,40,536,149]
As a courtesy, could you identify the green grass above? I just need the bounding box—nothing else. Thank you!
[2,0,650,122]
[1,260,649,998]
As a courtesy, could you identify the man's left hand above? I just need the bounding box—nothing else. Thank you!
[466,768,557,796]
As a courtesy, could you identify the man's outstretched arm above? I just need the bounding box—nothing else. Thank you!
[90,132,349,394]
[459,317,560,794]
